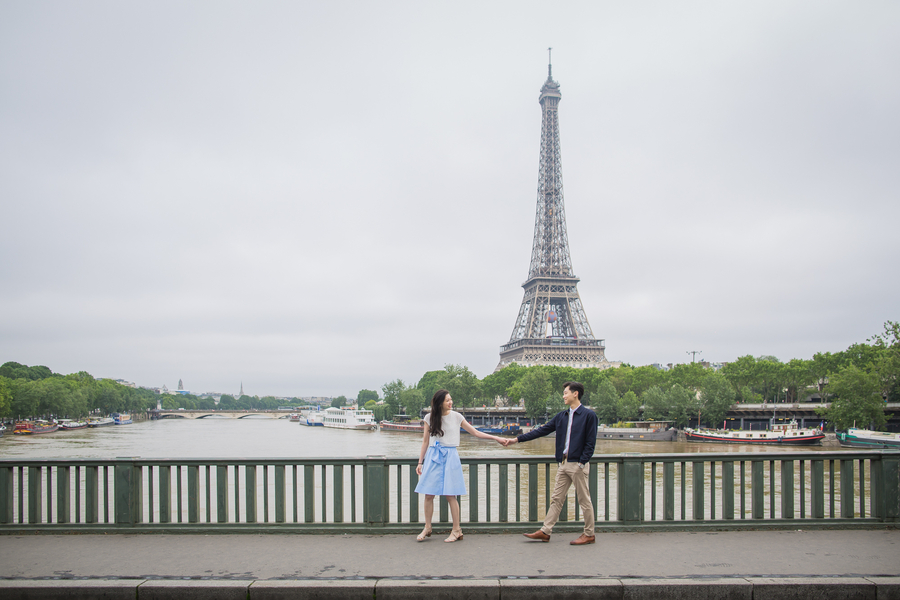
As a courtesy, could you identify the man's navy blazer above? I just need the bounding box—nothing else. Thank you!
[517,404,599,464]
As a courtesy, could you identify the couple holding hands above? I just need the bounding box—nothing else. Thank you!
[414,382,598,545]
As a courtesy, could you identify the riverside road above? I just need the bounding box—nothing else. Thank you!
[1,530,898,598]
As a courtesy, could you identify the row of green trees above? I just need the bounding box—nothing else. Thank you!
[0,362,306,419]
[359,321,897,430]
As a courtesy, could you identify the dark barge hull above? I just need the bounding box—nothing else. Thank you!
[598,429,677,441]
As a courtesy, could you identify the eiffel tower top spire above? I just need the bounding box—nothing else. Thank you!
[529,52,572,282]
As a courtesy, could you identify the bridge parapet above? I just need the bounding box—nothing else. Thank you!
[2,450,897,533]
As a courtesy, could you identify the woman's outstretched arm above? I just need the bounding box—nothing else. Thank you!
[461,419,505,445]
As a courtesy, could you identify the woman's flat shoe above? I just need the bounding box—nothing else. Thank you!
[416,527,432,542]
[444,529,463,543]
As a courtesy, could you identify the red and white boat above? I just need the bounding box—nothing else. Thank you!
[379,420,425,433]
[684,419,824,445]
[13,420,59,435]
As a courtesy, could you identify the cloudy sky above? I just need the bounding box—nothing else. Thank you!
[2,2,898,398]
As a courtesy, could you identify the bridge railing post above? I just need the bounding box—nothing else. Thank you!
[617,453,643,523]
[114,458,142,526]
[872,451,900,522]
[364,456,388,527]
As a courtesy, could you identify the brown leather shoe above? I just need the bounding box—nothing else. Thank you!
[570,534,595,546]
[523,529,550,542]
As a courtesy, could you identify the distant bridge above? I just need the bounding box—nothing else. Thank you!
[152,410,295,420]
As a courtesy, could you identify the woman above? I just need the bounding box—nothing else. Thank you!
[415,389,507,542]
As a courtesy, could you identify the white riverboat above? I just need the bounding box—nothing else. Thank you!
[321,407,378,430]
[684,419,824,445]
[299,412,324,427]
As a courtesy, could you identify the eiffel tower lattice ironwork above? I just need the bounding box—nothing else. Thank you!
[497,58,610,371]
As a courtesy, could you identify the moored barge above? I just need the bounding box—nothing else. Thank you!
[597,421,677,442]
[380,420,425,432]
[13,420,59,435]
[836,428,900,449]
[684,419,823,445]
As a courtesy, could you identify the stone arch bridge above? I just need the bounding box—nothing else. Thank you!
[152,410,295,420]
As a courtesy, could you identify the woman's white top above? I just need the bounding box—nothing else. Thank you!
[424,410,465,447]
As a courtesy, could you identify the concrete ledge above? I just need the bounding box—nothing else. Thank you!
[139,579,253,600]
[865,577,900,600]
[375,578,499,599]
[0,577,898,599]
[0,579,142,599]
[501,578,622,599]
[752,577,876,600]
[249,579,376,599]
[623,578,752,599]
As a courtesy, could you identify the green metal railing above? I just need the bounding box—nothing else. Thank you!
[1,451,897,533]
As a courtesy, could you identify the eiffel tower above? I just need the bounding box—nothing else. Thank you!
[497,56,611,371]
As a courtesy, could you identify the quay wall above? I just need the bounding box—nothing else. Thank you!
[1,576,898,600]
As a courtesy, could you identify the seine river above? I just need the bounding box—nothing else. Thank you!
[0,417,845,459]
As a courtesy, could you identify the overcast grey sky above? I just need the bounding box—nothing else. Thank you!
[2,2,898,398]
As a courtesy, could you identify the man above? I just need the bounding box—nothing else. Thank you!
[506,381,598,545]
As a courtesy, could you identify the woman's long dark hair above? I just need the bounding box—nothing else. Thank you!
[429,389,449,438]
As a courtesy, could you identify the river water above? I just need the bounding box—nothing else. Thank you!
[0,417,847,459]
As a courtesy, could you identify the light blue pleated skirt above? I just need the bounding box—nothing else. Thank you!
[414,441,467,496]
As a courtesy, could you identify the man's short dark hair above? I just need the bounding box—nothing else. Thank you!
[563,381,584,400]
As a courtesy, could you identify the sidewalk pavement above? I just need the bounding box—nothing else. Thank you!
[1,529,898,598]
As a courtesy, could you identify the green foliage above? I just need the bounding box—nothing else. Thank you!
[665,384,695,428]
[641,386,669,421]
[481,363,525,405]
[617,390,641,422]
[330,395,347,408]
[545,390,564,415]
[0,362,53,381]
[819,365,887,430]
[0,376,12,417]
[399,387,426,416]
[364,400,377,410]
[592,379,618,425]
[382,379,406,414]
[698,372,736,428]
[357,389,379,404]
[520,367,552,420]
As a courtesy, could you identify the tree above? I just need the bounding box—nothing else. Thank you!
[364,400,377,410]
[0,376,12,417]
[592,379,618,425]
[668,362,710,392]
[400,387,427,417]
[331,396,347,408]
[665,384,695,428]
[520,367,552,420]
[697,372,736,428]
[481,363,525,405]
[641,386,669,421]
[617,390,641,422]
[443,364,482,408]
[819,365,888,431]
[382,379,406,414]
[545,390,564,415]
[357,389,379,405]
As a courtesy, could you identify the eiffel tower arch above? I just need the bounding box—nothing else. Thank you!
[497,59,613,372]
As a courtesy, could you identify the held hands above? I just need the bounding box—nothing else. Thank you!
[500,438,517,447]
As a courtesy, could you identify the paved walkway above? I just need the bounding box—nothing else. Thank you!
[2,529,898,579]
[1,530,898,598]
